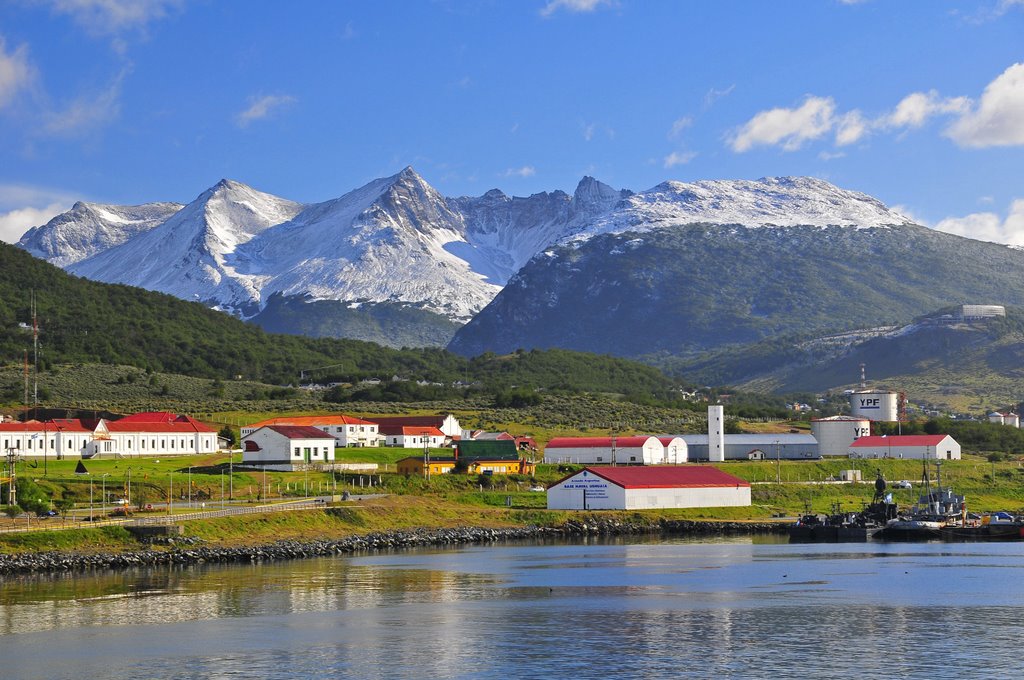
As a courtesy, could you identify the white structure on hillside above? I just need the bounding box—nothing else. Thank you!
[988,412,1020,428]
[546,467,751,510]
[850,391,901,422]
[848,434,961,460]
[962,304,1005,320]
[370,415,461,439]
[241,425,336,470]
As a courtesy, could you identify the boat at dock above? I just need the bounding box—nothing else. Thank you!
[876,460,966,541]
[789,472,897,543]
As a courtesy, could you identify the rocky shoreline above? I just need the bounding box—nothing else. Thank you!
[0,518,787,576]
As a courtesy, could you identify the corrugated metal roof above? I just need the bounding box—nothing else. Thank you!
[545,436,660,449]
[564,466,749,489]
[675,434,817,444]
[247,414,375,428]
[850,435,951,447]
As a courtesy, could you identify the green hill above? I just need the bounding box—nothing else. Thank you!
[0,241,680,399]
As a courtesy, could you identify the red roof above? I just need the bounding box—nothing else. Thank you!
[370,416,449,428]
[545,436,659,449]
[106,420,216,433]
[850,435,950,447]
[117,411,181,423]
[379,425,445,437]
[657,436,683,446]
[559,466,750,489]
[246,414,376,428]
[263,425,335,440]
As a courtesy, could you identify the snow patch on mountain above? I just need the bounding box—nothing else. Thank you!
[17,201,183,267]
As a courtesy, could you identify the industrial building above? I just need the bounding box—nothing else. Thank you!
[676,433,820,461]
[543,436,684,465]
[988,412,1020,428]
[546,466,751,510]
[811,416,872,456]
[848,434,961,460]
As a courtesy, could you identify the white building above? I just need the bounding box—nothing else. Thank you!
[988,412,1020,428]
[658,436,688,464]
[0,412,218,459]
[241,425,336,470]
[543,436,667,465]
[546,466,751,510]
[848,434,961,460]
[677,434,820,461]
[379,425,446,448]
[242,414,382,447]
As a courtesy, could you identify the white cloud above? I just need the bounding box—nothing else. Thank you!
[43,0,184,37]
[0,202,69,243]
[934,199,1024,246]
[835,110,868,146]
[663,150,696,168]
[668,116,692,140]
[235,94,296,127]
[882,90,970,130]
[730,96,836,152]
[503,166,536,178]
[818,150,846,161]
[702,85,735,109]
[0,37,34,110]
[540,0,614,17]
[43,67,128,135]
[0,183,79,244]
[890,204,927,226]
[946,63,1024,148]
[581,121,613,141]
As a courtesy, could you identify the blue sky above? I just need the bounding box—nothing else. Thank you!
[0,0,1022,244]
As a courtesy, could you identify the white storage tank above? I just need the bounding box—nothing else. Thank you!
[850,391,900,422]
[811,416,871,457]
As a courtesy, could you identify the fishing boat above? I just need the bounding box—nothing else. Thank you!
[789,472,897,543]
[878,460,965,540]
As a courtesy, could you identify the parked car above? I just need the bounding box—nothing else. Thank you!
[894,480,912,489]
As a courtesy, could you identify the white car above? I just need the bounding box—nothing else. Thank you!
[893,480,912,489]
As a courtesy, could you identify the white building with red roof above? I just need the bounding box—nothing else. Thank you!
[848,434,961,460]
[0,413,218,459]
[547,466,751,510]
[379,425,446,448]
[241,425,336,470]
[543,436,677,465]
[241,414,381,447]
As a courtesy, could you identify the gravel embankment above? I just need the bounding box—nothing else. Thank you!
[0,518,788,575]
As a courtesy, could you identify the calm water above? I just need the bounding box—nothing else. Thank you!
[1,537,1023,679]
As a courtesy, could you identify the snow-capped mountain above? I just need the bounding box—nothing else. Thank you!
[18,201,183,267]
[20,169,927,349]
[68,180,303,315]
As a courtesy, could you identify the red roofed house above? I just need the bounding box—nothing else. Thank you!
[546,466,751,510]
[848,434,961,460]
[379,425,446,448]
[241,414,381,447]
[241,425,336,470]
[544,436,675,465]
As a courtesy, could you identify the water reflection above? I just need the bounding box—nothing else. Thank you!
[2,538,1023,679]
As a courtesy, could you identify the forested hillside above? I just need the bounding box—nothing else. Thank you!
[0,242,680,397]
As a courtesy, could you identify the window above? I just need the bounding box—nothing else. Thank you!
[142,439,146,449]
[596,456,603,462]
[294,447,300,457]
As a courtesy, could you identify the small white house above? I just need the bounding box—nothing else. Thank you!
[379,425,446,448]
[241,414,382,447]
[242,425,336,470]
[543,436,666,465]
[988,412,1020,428]
[848,434,961,460]
[546,466,751,510]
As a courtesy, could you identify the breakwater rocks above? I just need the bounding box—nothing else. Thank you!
[0,519,787,576]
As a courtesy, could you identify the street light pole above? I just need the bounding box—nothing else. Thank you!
[101,473,108,518]
[89,475,93,522]
[187,466,192,509]
[775,440,781,484]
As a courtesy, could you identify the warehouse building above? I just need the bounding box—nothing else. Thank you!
[677,433,819,461]
[546,466,751,510]
[848,434,961,460]
[543,436,679,465]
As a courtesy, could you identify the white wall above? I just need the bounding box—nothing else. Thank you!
[242,428,336,465]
